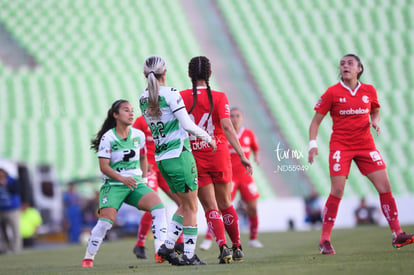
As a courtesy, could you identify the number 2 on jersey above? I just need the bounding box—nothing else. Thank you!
[149,122,165,140]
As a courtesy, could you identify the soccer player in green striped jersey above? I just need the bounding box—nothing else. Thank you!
[139,56,216,265]
[81,100,167,268]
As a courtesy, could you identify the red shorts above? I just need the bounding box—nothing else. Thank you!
[146,169,170,193]
[329,149,386,177]
[192,148,232,188]
[231,173,260,202]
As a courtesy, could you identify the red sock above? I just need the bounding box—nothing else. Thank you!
[379,192,402,237]
[176,232,184,244]
[206,209,227,247]
[320,194,341,243]
[205,226,214,240]
[249,215,259,240]
[136,211,152,246]
[221,206,241,247]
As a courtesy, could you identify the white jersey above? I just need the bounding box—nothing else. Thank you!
[98,127,146,184]
[139,86,191,161]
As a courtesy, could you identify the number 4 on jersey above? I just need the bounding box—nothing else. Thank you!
[188,113,215,140]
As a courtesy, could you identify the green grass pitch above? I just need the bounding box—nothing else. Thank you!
[1,225,413,275]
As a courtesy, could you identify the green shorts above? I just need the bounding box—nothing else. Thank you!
[157,149,198,193]
[98,182,154,210]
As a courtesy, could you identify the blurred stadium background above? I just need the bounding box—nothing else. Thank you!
[0,0,413,234]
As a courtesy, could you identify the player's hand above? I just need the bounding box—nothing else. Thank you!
[308,148,318,164]
[209,138,217,153]
[371,122,381,136]
[122,177,137,190]
[240,156,253,175]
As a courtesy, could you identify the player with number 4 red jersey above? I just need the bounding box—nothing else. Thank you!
[181,56,252,264]
[308,54,414,255]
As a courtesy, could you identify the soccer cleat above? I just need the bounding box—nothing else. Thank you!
[81,259,93,268]
[157,244,181,265]
[392,232,414,248]
[154,253,165,263]
[249,239,264,248]
[180,254,207,265]
[218,244,232,264]
[319,240,336,255]
[174,242,184,255]
[133,245,147,259]
[232,245,244,262]
[199,239,212,251]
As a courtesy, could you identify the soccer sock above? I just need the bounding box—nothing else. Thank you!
[320,194,341,243]
[136,211,152,247]
[85,218,113,259]
[206,209,227,247]
[249,215,259,240]
[183,226,198,259]
[379,192,402,238]
[176,232,184,244]
[150,203,167,253]
[221,206,241,247]
[165,213,183,249]
[205,227,214,241]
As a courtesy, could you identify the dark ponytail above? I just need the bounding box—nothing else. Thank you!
[90,99,128,152]
[188,56,213,124]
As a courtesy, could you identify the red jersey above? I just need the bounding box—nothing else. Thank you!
[132,116,156,167]
[229,128,259,171]
[314,81,380,151]
[180,87,230,152]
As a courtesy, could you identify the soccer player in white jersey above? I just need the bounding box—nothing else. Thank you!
[308,54,414,255]
[139,56,216,266]
[81,100,168,268]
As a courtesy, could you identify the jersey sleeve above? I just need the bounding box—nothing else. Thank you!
[168,88,186,113]
[217,93,231,119]
[370,85,381,109]
[314,88,333,115]
[97,134,111,159]
[249,130,259,152]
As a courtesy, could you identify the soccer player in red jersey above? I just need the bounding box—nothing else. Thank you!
[131,116,183,262]
[308,54,414,255]
[180,56,252,263]
[200,107,262,249]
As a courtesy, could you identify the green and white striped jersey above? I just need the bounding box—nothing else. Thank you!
[139,86,191,161]
[98,127,146,184]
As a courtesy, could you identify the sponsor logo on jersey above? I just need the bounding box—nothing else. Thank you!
[102,196,108,204]
[362,95,369,103]
[315,98,323,108]
[339,97,347,103]
[339,107,369,115]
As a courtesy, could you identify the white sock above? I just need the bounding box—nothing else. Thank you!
[183,226,198,259]
[84,219,112,259]
[151,207,167,253]
[165,213,183,249]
